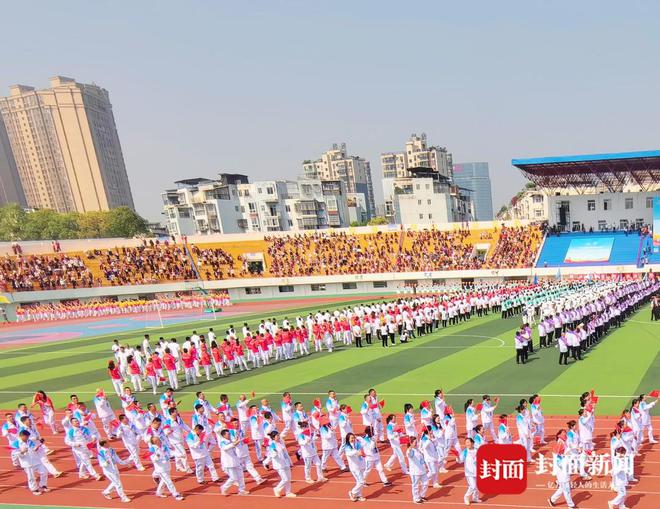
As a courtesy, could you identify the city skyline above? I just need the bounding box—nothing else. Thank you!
[2,1,660,221]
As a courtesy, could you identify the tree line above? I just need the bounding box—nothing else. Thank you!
[0,204,150,241]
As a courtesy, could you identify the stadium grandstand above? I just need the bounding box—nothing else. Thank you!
[512,149,660,269]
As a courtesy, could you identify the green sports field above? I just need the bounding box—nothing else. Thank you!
[1,300,658,417]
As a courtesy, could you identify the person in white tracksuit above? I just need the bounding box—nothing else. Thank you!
[64,418,101,480]
[384,414,409,474]
[149,436,184,500]
[360,426,391,486]
[228,427,264,485]
[218,429,248,496]
[296,422,326,483]
[116,414,145,470]
[430,414,448,473]
[406,436,429,504]
[267,431,297,498]
[97,441,131,502]
[186,425,219,484]
[12,430,48,495]
[458,438,481,506]
[608,446,630,509]
[480,395,498,442]
[163,408,192,473]
[320,422,347,472]
[93,391,117,439]
[343,433,366,502]
[420,428,442,488]
[548,447,575,508]
[639,393,658,443]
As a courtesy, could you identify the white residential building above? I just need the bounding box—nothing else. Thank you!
[303,143,375,218]
[392,169,473,226]
[498,187,549,222]
[162,174,350,235]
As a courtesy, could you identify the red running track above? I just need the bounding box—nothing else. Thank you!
[1,412,658,509]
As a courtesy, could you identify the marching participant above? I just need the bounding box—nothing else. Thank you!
[530,394,546,445]
[343,432,367,502]
[92,389,117,439]
[163,407,192,473]
[360,426,391,486]
[420,427,442,488]
[97,440,131,502]
[338,404,353,442]
[267,430,296,497]
[64,417,101,480]
[608,446,630,509]
[480,395,498,442]
[497,414,512,444]
[30,391,58,434]
[12,429,48,496]
[458,437,481,506]
[464,399,478,439]
[406,435,429,504]
[320,420,346,472]
[548,441,575,509]
[186,424,219,484]
[384,414,409,474]
[116,413,145,470]
[149,435,185,500]
[218,428,249,496]
[297,421,326,483]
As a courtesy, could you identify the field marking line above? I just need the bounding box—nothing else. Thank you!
[0,483,654,507]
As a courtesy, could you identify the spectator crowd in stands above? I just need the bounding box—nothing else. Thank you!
[0,224,542,291]
[0,253,95,291]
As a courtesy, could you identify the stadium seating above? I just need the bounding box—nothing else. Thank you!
[0,224,545,291]
[535,231,643,268]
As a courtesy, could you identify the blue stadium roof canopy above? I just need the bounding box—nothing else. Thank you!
[512,150,660,192]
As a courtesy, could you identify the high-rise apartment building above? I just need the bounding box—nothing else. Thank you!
[0,77,134,212]
[0,116,26,207]
[303,143,375,218]
[452,162,494,221]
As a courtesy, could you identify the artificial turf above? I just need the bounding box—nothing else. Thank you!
[0,300,657,417]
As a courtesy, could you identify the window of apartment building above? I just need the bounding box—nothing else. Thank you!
[620,219,629,229]
[311,284,326,292]
[426,184,430,190]
[267,187,274,194]
[428,214,432,219]
[603,199,611,211]
[245,287,262,295]
[587,200,595,211]
[598,220,607,230]
[624,197,633,209]
[248,203,256,212]
[427,199,432,205]
[532,195,543,203]
[417,200,422,205]
[635,218,644,228]
[234,206,239,212]
[342,282,358,290]
[535,209,543,217]
[258,188,262,194]
[572,221,581,231]
[278,285,294,293]
[287,220,293,227]
[416,184,420,190]
[419,214,423,219]
[646,197,654,208]
[241,206,245,213]
[373,281,388,288]
[285,205,291,212]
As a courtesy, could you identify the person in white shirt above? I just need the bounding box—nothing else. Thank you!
[548,446,575,508]
[97,441,131,502]
[458,438,481,506]
[267,431,296,498]
[608,446,630,509]
[148,436,184,500]
[186,425,219,484]
[13,430,48,496]
[406,436,429,504]
[384,414,408,474]
[297,422,326,483]
[218,429,248,496]
[360,426,391,486]
[319,422,346,472]
[343,433,367,502]
[480,395,497,442]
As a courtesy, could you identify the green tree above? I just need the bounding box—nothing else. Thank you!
[103,207,149,238]
[367,216,389,226]
[350,220,368,227]
[0,203,27,241]
[21,209,80,240]
[77,211,108,238]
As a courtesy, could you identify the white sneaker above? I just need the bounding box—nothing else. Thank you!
[121,497,131,503]
[103,493,112,500]
[348,491,357,502]
[464,496,471,505]
[285,493,297,498]
[274,487,282,498]
[433,482,442,488]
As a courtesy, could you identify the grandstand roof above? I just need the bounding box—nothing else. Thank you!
[511,150,660,192]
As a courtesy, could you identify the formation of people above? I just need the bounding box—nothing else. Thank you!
[511,278,659,366]
[4,386,657,506]
[15,292,231,323]
[0,252,94,291]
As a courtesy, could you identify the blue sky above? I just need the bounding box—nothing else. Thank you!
[3,1,660,220]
